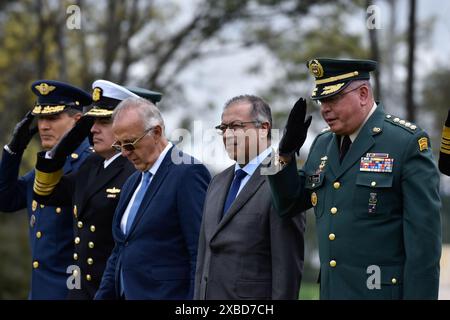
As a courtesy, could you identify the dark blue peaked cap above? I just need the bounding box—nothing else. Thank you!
[31,80,92,115]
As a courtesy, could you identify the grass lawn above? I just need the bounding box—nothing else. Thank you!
[299,282,320,300]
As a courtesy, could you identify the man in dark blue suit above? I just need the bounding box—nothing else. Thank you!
[95,97,211,299]
[0,80,92,299]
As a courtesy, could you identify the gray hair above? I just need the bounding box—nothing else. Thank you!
[223,95,272,138]
[112,97,165,133]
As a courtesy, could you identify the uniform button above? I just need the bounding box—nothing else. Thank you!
[33,261,39,269]
[333,182,340,189]
[71,153,79,159]
[40,204,45,209]
[87,258,94,265]
[56,207,61,214]
[73,269,79,277]
[371,181,377,187]
[86,274,92,281]
[36,231,42,239]
[77,221,83,229]
[329,260,337,268]
[328,233,336,241]
[74,237,80,244]
[90,225,96,232]
[330,207,338,215]
[391,278,397,285]
[88,242,94,249]
[73,253,78,260]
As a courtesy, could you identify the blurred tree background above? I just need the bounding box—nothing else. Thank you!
[0,0,448,299]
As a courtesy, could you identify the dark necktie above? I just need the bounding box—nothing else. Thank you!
[222,169,247,217]
[339,135,352,162]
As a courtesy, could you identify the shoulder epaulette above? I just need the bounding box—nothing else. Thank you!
[384,114,420,134]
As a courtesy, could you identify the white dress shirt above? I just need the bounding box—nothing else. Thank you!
[233,146,272,197]
[120,142,173,234]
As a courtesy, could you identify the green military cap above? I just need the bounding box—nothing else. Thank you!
[125,86,163,104]
[306,58,377,100]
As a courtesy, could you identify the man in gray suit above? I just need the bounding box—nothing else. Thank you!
[194,95,305,300]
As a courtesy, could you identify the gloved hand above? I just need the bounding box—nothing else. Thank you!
[48,115,94,160]
[278,98,312,157]
[445,109,450,127]
[7,111,38,154]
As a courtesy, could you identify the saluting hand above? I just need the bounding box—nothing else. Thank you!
[278,98,312,158]
[7,111,38,154]
[48,115,94,160]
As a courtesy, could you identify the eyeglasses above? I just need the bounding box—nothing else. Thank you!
[318,84,365,105]
[215,121,261,135]
[111,127,153,152]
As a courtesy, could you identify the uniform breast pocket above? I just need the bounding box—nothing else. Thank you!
[305,173,326,219]
[353,173,394,218]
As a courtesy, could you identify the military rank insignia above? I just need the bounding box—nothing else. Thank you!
[106,187,121,198]
[418,137,428,152]
[318,156,327,173]
[360,153,393,173]
[368,192,378,214]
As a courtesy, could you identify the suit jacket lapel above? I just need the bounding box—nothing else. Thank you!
[204,166,234,241]
[114,173,141,237]
[326,134,340,178]
[211,157,268,240]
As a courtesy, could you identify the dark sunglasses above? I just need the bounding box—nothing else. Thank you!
[111,127,154,152]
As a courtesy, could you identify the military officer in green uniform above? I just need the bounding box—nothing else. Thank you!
[268,58,442,299]
[439,110,450,175]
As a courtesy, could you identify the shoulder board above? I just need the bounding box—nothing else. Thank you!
[318,126,331,136]
[384,114,420,134]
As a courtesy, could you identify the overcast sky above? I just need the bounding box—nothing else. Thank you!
[160,0,450,172]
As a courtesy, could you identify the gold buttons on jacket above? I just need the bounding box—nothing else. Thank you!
[86,274,92,281]
[88,242,94,249]
[56,207,61,214]
[333,182,340,189]
[330,207,338,215]
[73,253,78,260]
[328,233,336,241]
[71,153,79,159]
[33,261,39,269]
[40,204,45,209]
[73,269,79,277]
[87,258,94,265]
[311,192,318,207]
[74,237,80,244]
[329,260,337,268]
[391,278,397,284]
[77,221,83,229]
[90,225,96,232]
[32,200,37,212]
[73,206,77,218]
[371,181,377,187]
[36,231,42,239]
